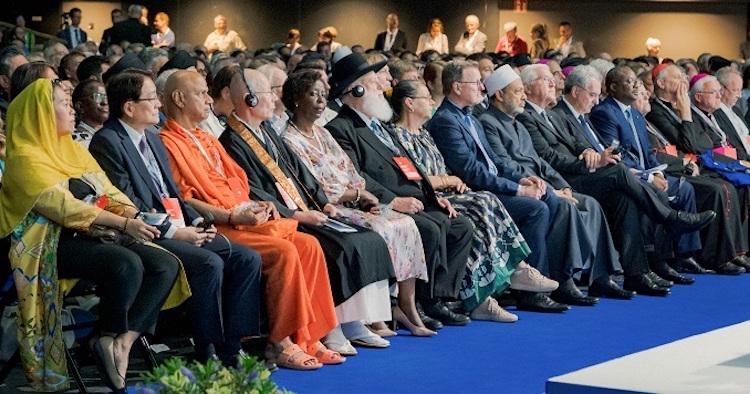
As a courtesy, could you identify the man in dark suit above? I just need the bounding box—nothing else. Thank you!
[648,64,749,274]
[373,13,407,52]
[99,8,125,55]
[479,64,626,304]
[89,70,264,364]
[110,4,152,47]
[57,7,87,49]
[326,53,476,323]
[590,66,715,279]
[543,65,711,293]
[424,60,570,311]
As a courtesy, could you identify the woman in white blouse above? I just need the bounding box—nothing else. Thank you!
[416,19,449,56]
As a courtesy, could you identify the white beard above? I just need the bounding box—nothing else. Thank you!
[361,90,394,121]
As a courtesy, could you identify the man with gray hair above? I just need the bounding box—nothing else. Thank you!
[480,64,625,306]
[714,67,750,160]
[0,46,29,119]
[110,4,152,46]
[204,15,247,55]
[427,60,569,312]
[494,21,527,56]
[454,15,487,55]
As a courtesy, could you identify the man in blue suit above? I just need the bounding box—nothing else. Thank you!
[427,60,569,312]
[590,66,714,281]
[57,8,87,49]
[89,70,264,365]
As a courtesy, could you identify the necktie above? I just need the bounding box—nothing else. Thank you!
[370,120,401,155]
[541,110,554,129]
[463,115,498,175]
[624,108,645,168]
[139,136,168,197]
[578,115,603,153]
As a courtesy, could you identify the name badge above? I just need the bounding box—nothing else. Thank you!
[714,146,737,160]
[664,145,678,157]
[393,157,423,180]
[93,195,109,209]
[162,197,186,228]
[276,178,300,210]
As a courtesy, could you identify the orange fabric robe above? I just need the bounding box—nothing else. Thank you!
[159,118,336,346]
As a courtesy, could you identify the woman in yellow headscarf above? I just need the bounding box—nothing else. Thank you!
[0,79,189,392]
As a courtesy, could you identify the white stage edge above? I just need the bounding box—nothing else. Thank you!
[547,321,750,394]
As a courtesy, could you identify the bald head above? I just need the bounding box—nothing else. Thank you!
[163,70,213,127]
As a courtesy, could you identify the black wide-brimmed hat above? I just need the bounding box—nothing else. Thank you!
[102,53,147,83]
[329,52,386,99]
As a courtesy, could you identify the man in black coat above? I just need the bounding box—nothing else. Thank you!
[373,13,407,52]
[326,53,474,325]
[110,4,152,47]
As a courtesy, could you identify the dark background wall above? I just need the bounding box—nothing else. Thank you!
[3,1,748,59]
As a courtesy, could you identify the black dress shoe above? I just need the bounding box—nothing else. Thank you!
[667,210,716,234]
[416,302,443,330]
[91,335,126,392]
[731,255,750,270]
[716,261,746,275]
[646,271,673,287]
[672,257,714,274]
[623,273,670,297]
[515,291,570,313]
[588,280,636,299]
[652,261,695,285]
[422,299,470,326]
[551,279,598,306]
[443,300,469,315]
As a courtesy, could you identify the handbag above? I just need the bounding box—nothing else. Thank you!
[69,177,137,246]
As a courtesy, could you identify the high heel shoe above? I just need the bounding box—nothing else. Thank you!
[392,306,437,337]
[91,335,126,392]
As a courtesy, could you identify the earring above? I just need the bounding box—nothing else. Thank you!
[409,107,414,113]
[295,103,299,108]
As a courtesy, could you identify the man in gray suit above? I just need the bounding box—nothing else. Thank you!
[454,15,487,56]
[477,64,614,306]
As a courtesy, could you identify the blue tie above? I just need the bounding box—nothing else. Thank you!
[370,120,401,155]
[624,108,645,168]
[463,115,498,175]
[139,136,168,197]
[578,115,603,153]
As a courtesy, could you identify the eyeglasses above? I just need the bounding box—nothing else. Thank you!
[89,92,107,104]
[410,95,433,100]
[575,85,600,100]
[271,85,283,90]
[697,89,722,96]
[530,76,555,85]
[721,84,740,96]
[456,80,483,87]
[134,95,159,102]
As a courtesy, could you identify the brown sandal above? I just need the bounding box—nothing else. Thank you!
[309,341,346,365]
[265,344,322,371]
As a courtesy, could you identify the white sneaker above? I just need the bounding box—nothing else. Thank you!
[510,267,559,292]
[469,297,518,323]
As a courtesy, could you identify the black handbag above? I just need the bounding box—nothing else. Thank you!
[68,178,136,246]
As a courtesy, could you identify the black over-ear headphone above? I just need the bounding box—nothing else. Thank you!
[342,85,365,98]
[238,63,259,107]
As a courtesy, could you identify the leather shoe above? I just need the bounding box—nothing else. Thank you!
[667,210,716,234]
[623,273,669,296]
[416,302,443,330]
[91,335,125,392]
[672,257,714,274]
[551,279,598,306]
[515,291,570,313]
[652,261,694,285]
[646,271,673,287]
[716,261,746,275]
[422,299,470,326]
[588,279,635,299]
[443,300,468,315]
[731,255,750,271]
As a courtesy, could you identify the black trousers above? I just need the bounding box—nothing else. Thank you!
[596,191,651,276]
[410,210,473,300]
[57,234,179,335]
[155,234,262,346]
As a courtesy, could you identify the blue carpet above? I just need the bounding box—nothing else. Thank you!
[271,275,750,394]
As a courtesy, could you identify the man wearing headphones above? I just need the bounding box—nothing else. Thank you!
[325,53,475,327]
